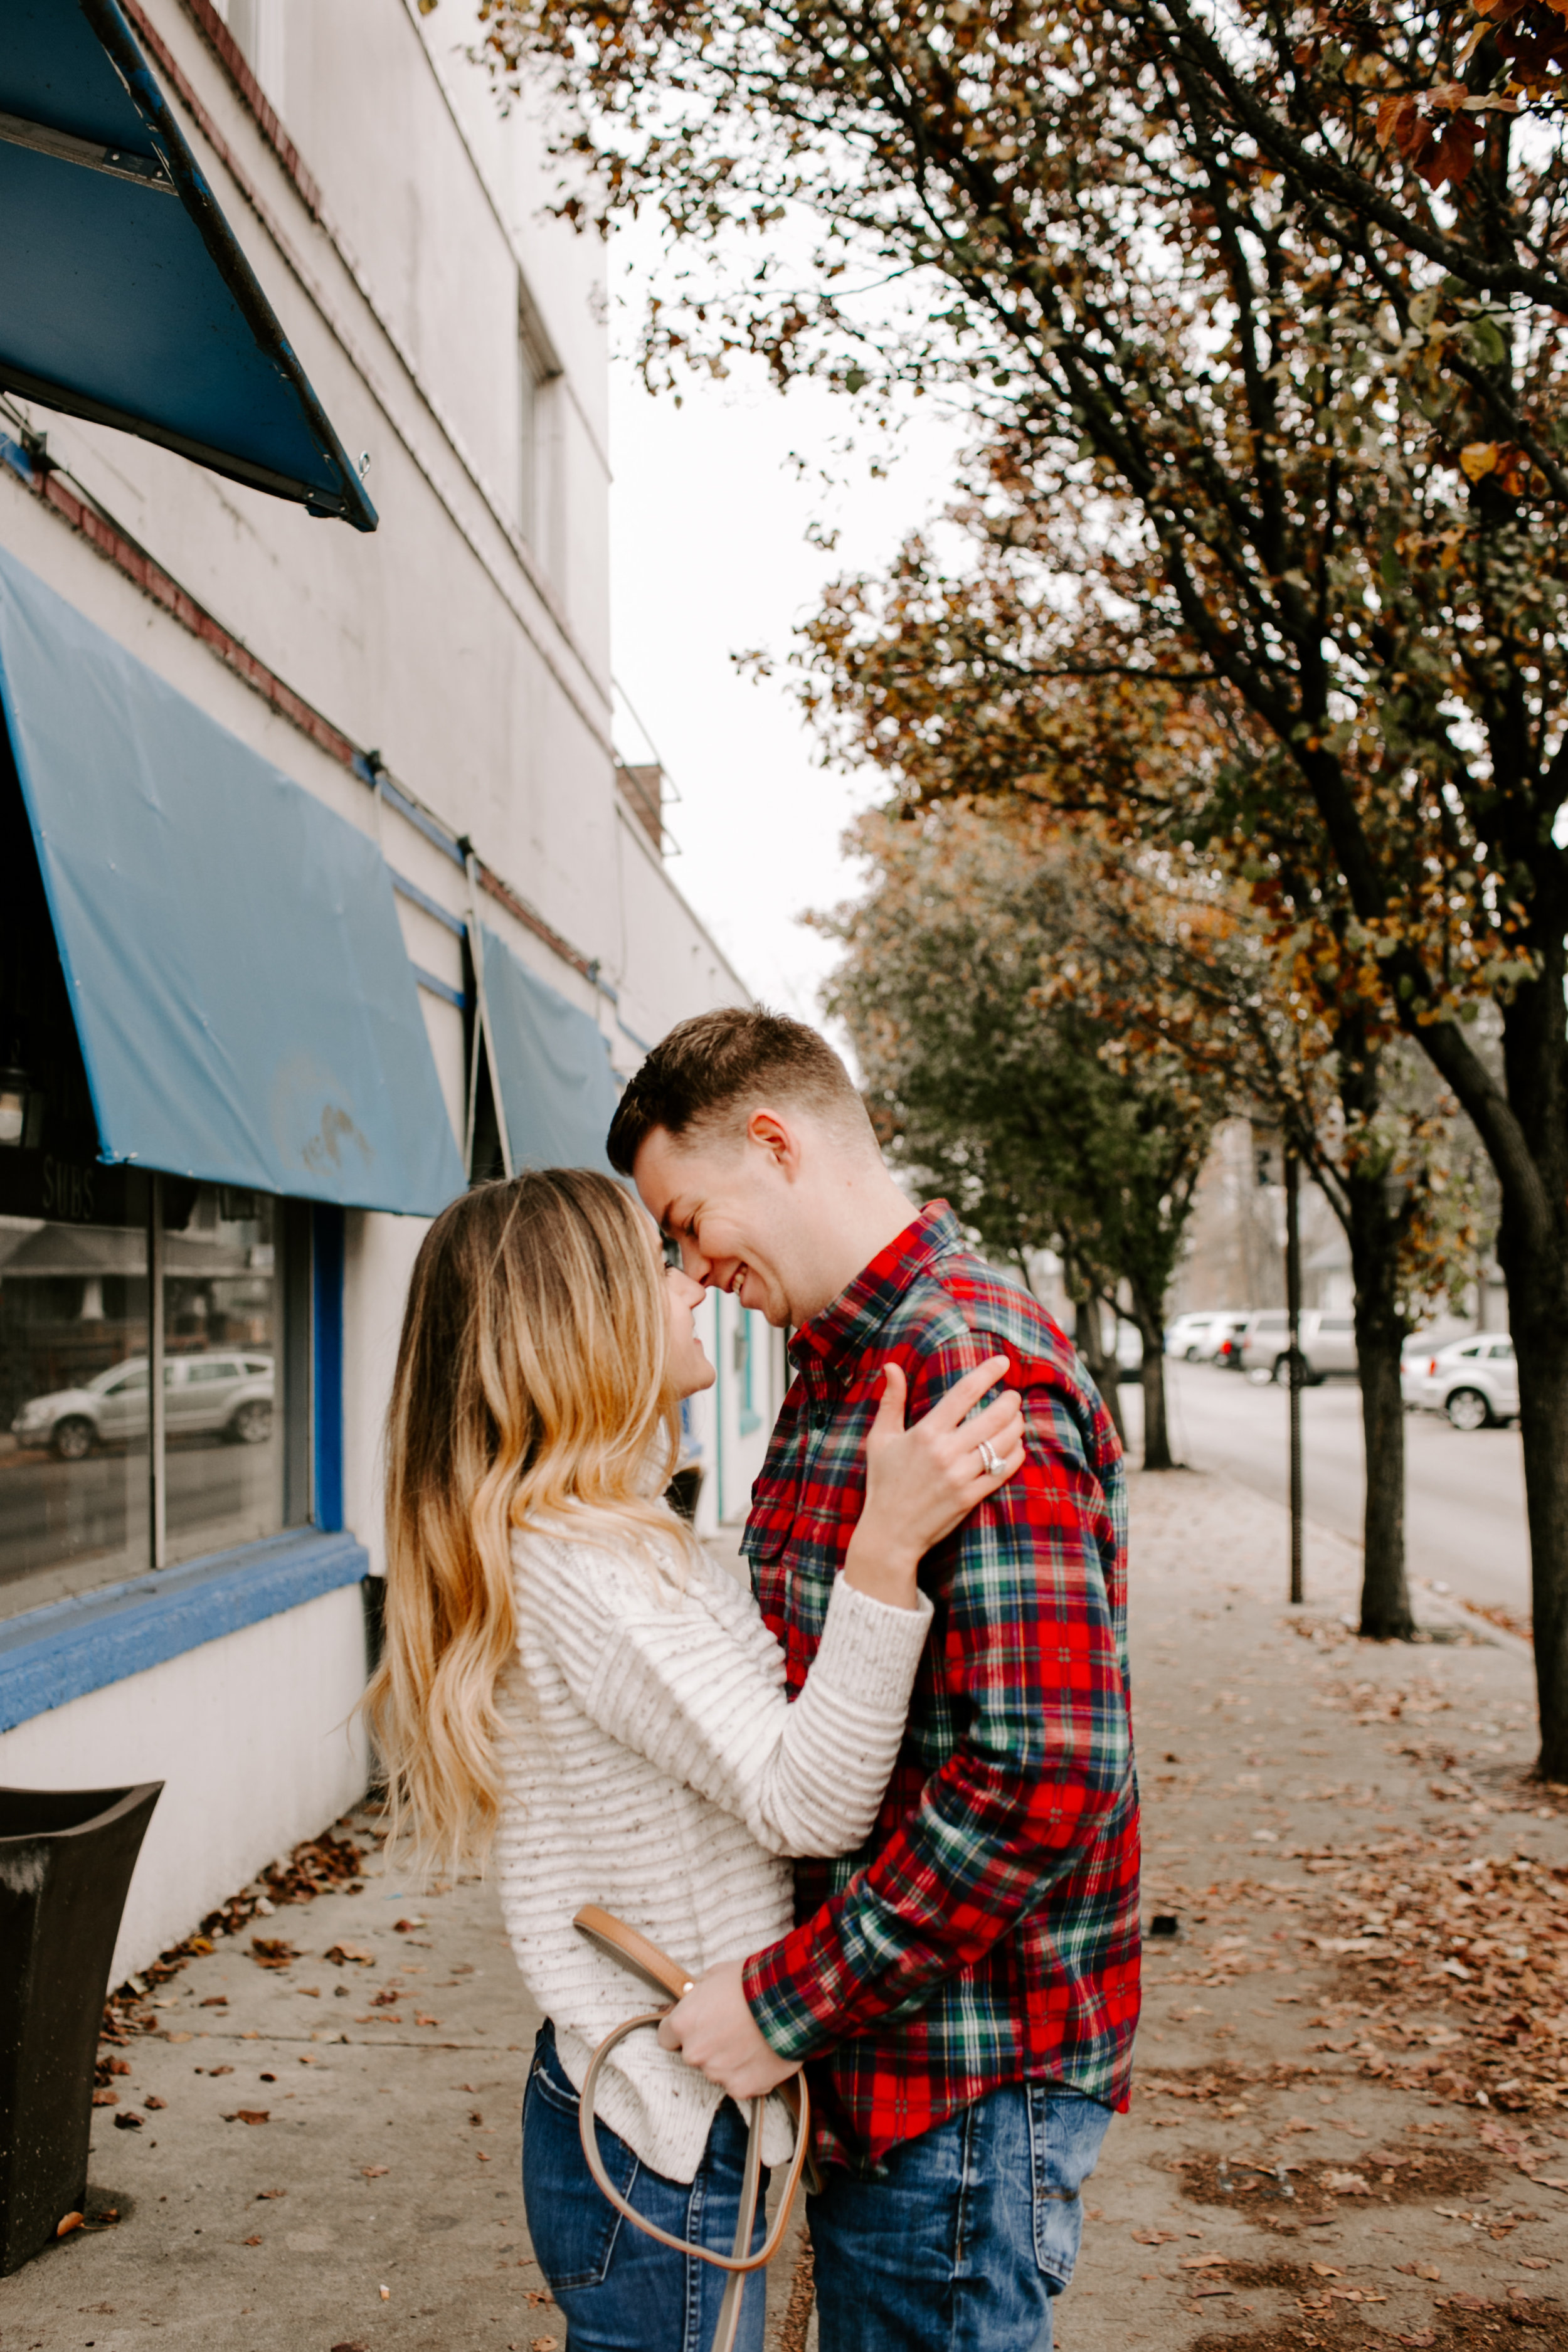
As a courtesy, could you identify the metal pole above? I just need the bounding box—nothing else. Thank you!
[148,1170,166,1571]
[1285,1146,1303,1606]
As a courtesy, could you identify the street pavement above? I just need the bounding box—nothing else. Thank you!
[3,1477,1563,2352]
[1126,1359,1532,1618]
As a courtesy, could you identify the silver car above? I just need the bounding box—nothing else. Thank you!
[10,1353,274,1459]
[1402,1335,1518,1430]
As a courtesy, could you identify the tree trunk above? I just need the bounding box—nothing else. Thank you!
[1503,1261,1568,1780]
[1073,1290,1127,1451]
[1494,955,1568,1781]
[1412,944,1568,1778]
[1130,1288,1175,1470]
[1340,1157,1416,1640]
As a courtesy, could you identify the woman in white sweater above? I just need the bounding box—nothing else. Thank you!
[366,1170,1022,2352]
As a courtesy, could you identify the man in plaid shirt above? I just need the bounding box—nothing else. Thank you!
[610,1008,1140,2352]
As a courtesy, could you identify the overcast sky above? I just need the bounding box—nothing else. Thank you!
[607,233,964,1026]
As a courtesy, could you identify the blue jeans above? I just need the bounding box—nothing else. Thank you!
[521,2023,769,2352]
[809,2084,1112,2352]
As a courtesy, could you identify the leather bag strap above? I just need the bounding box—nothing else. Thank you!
[570,1906,812,2351]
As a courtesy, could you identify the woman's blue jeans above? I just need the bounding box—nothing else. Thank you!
[521,2023,769,2352]
[808,2082,1112,2352]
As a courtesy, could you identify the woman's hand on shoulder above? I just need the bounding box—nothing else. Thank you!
[842,1356,1024,1608]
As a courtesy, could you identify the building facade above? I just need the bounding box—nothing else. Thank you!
[0,0,783,1981]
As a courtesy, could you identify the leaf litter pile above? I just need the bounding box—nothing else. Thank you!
[101,1808,382,2043]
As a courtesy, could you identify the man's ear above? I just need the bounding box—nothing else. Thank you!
[745,1106,802,1173]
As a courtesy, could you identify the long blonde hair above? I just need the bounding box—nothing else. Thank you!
[364,1168,690,1872]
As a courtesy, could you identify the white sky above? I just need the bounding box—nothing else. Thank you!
[607,233,964,1024]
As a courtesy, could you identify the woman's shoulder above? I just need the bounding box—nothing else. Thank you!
[509,1516,698,1613]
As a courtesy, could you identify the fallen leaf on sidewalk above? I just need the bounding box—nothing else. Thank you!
[1310,2264,1345,2277]
[251,1938,295,1969]
[1396,2333,1435,2346]
[55,2213,83,2238]
[241,2234,262,2247]
[325,1943,375,1966]
[112,2112,143,2130]
[361,2165,389,2178]
[207,2065,233,2077]
[224,2110,269,2126]
[92,2089,119,2107]
[199,1995,228,2008]
[329,2340,368,2350]
[1131,2228,1178,2245]
[1394,2262,1441,2279]
[144,2095,166,2111]
[1179,2252,1231,2269]
[1321,2169,1371,2194]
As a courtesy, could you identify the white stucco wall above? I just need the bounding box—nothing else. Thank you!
[0,1584,371,1983]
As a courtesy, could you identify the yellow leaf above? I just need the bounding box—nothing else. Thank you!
[1459,443,1499,481]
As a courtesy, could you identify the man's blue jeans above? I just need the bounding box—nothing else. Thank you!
[521,2023,768,2352]
[809,2084,1113,2352]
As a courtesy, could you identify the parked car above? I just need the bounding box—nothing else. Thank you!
[1237,1308,1359,1383]
[1402,1335,1518,1429]
[11,1353,275,1459]
[1165,1310,1249,1361]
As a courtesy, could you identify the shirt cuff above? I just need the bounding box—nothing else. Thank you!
[743,1942,839,2062]
[810,1573,933,1709]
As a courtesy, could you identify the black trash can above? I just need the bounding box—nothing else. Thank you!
[0,1781,162,2274]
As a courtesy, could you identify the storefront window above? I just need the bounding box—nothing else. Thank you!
[0,1172,306,1622]
[164,1185,285,1566]
[1,773,315,1621]
[0,1207,149,1611]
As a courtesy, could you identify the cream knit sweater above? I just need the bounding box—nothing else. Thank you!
[494,1522,933,2184]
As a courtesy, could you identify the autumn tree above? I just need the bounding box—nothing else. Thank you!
[817,805,1236,1466]
[799,509,1497,1635]
[460,0,1568,1771]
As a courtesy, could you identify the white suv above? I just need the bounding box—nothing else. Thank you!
[1165,1310,1249,1361]
[1237,1309,1359,1383]
[1402,1335,1518,1430]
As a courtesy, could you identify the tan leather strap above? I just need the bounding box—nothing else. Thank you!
[575,1903,696,2005]
[569,1902,813,2343]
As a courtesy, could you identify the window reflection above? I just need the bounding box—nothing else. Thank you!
[0,1214,149,1611]
[164,1185,283,1565]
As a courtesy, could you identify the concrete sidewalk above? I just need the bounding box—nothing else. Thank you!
[3,1470,1564,2351]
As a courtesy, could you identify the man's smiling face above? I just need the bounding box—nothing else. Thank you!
[632,1120,800,1328]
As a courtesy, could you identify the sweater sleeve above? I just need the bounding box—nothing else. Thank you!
[545,1543,931,1861]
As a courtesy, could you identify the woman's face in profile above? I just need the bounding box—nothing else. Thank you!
[662,1248,717,1399]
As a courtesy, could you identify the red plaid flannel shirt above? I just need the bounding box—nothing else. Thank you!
[739,1203,1140,2169]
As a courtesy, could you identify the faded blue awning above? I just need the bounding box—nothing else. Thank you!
[0,0,376,529]
[478,927,621,1175]
[0,545,464,1215]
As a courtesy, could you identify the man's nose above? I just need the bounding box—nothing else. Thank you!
[680,1235,717,1283]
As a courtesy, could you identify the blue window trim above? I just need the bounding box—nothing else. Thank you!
[313,1203,345,1535]
[0,1527,369,1735]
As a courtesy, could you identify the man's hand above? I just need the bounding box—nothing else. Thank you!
[656,1959,799,2099]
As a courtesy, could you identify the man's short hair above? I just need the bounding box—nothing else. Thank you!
[607,1007,875,1175]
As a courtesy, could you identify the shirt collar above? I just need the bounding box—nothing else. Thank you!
[790,1200,962,1379]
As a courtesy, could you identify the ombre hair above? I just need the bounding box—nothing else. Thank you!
[364,1168,692,1873]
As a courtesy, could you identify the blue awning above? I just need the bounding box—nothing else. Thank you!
[477,927,622,1175]
[0,545,464,1215]
[0,0,376,530]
